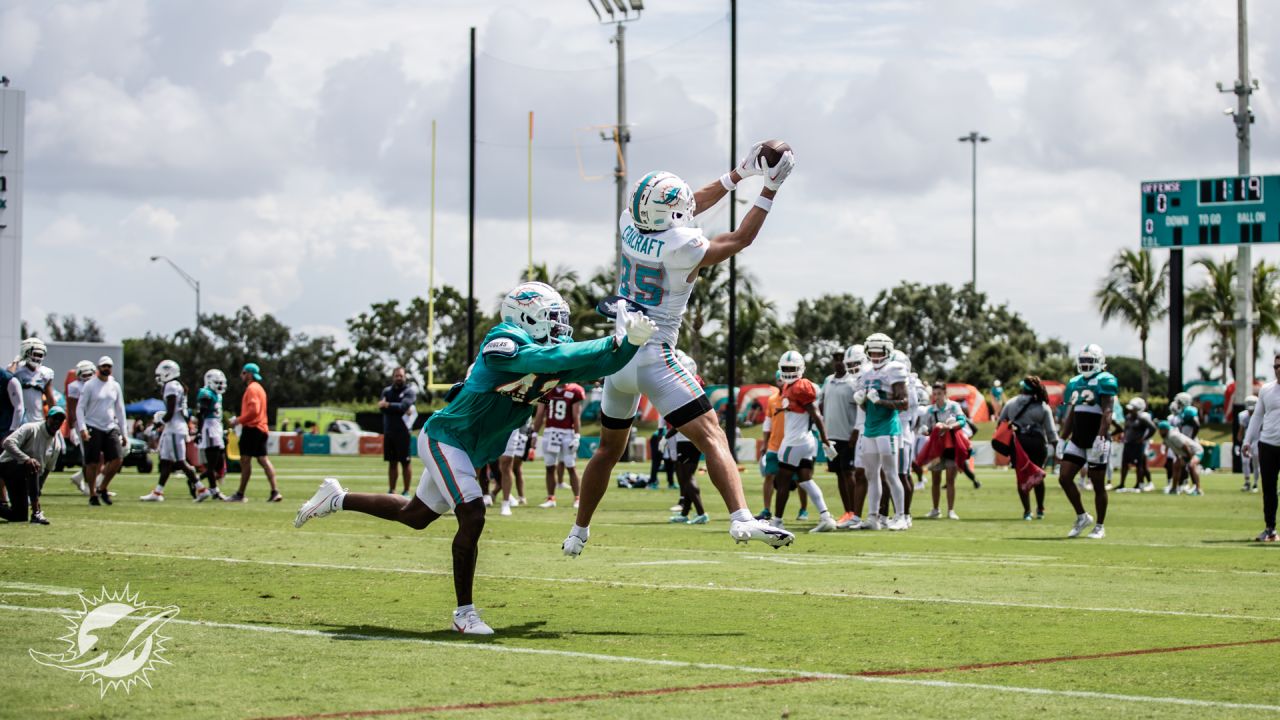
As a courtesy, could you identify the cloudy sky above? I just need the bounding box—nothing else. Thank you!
[4,0,1279,375]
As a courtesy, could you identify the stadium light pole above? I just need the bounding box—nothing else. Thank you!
[587,0,643,279]
[1219,0,1256,411]
[958,131,989,291]
[149,255,200,334]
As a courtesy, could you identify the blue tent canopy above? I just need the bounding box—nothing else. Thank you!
[125,398,166,418]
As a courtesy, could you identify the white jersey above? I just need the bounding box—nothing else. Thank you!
[66,378,84,402]
[162,380,190,436]
[14,365,55,423]
[899,375,925,441]
[617,210,710,347]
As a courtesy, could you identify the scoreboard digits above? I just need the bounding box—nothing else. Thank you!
[1140,174,1278,248]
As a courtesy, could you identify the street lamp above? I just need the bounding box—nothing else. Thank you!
[149,255,200,334]
[958,131,990,291]
[587,0,643,279]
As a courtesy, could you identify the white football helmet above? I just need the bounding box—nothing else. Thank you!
[777,350,805,384]
[1172,391,1192,411]
[500,282,572,344]
[1246,394,1259,411]
[204,369,228,394]
[155,359,181,385]
[75,360,95,381]
[19,337,46,369]
[865,333,894,369]
[843,345,867,374]
[890,349,911,372]
[630,171,695,233]
[1076,344,1105,376]
[1126,397,1147,412]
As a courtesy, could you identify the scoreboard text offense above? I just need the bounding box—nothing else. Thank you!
[1140,175,1279,248]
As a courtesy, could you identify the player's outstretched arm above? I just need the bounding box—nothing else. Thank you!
[692,141,763,216]
[486,335,639,377]
[698,149,794,269]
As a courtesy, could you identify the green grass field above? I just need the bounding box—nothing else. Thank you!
[1,455,1277,719]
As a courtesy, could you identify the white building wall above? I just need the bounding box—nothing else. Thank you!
[0,87,25,360]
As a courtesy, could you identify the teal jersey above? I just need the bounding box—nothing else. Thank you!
[859,361,908,438]
[1064,371,1118,445]
[425,323,639,469]
[196,387,222,423]
[1065,372,1119,415]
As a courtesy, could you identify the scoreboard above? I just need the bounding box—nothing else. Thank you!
[1140,175,1280,248]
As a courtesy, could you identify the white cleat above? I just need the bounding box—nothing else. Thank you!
[1068,513,1094,538]
[499,502,512,517]
[294,477,346,528]
[194,488,213,503]
[856,514,883,531]
[452,607,494,635]
[925,508,941,519]
[886,514,909,531]
[517,497,528,506]
[948,510,960,520]
[482,494,493,507]
[539,499,557,508]
[730,518,795,548]
[1087,524,1106,539]
[914,480,926,491]
[70,473,89,496]
[562,529,588,557]
[809,513,838,533]
[140,490,165,502]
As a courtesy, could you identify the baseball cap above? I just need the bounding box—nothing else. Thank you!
[97,356,114,367]
[1157,420,1171,432]
[46,406,66,420]
[242,362,262,381]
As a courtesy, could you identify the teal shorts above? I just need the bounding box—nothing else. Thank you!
[761,450,779,476]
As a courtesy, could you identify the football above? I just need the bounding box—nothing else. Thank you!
[759,138,792,168]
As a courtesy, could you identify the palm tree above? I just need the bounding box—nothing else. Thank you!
[1252,260,1280,375]
[1095,249,1169,395]
[1185,256,1237,383]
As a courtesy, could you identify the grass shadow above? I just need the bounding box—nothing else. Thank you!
[313,622,746,643]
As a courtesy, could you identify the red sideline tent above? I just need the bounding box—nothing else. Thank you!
[1043,380,1066,409]
[946,383,990,421]
[1223,379,1264,421]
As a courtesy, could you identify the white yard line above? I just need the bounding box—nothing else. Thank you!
[4,602,1277,712]
[2,543,1275,623]
[71,519,1280,576]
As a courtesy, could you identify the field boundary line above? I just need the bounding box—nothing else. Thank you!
[3,543,1277,623]
[860,636,1280,676]
[3,603,1278,715]
[63,519,1280,576]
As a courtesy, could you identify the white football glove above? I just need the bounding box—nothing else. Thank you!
[624,310,658,347]
[823,440,839,460]
[658,437,669,454]
[853,389,867,406]
[735,141,764,178]
[762,150,795,191]
[866,388,881,406]
[570,432,581,451]
[1056,439,1067,460]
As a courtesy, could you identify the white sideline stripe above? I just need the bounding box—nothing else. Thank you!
[72,519,1279,577]
[3,543,1276,623]
[4,602,1277,713]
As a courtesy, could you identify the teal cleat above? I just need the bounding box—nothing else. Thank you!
[689,514,709,525]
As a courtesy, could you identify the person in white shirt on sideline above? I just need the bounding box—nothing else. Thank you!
[1,407,67,524]
[76,356,128,507]
[1242,353,1280,542]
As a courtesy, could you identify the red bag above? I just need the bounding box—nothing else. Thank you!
[991,421,1014,456]
[1012,434,1046,491]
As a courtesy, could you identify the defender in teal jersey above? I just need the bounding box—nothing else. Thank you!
[294,282,656,634]
[1057,344,1118,539]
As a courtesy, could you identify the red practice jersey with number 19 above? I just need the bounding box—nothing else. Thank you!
[541,383,586,430]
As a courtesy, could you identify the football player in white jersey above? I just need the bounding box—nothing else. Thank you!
[565,141,797,555]
[141,360,208,502]
[65,360,98,496]
[15,338,55,424]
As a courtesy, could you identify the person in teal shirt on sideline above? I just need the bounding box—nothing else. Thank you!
[294,282,657,635]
